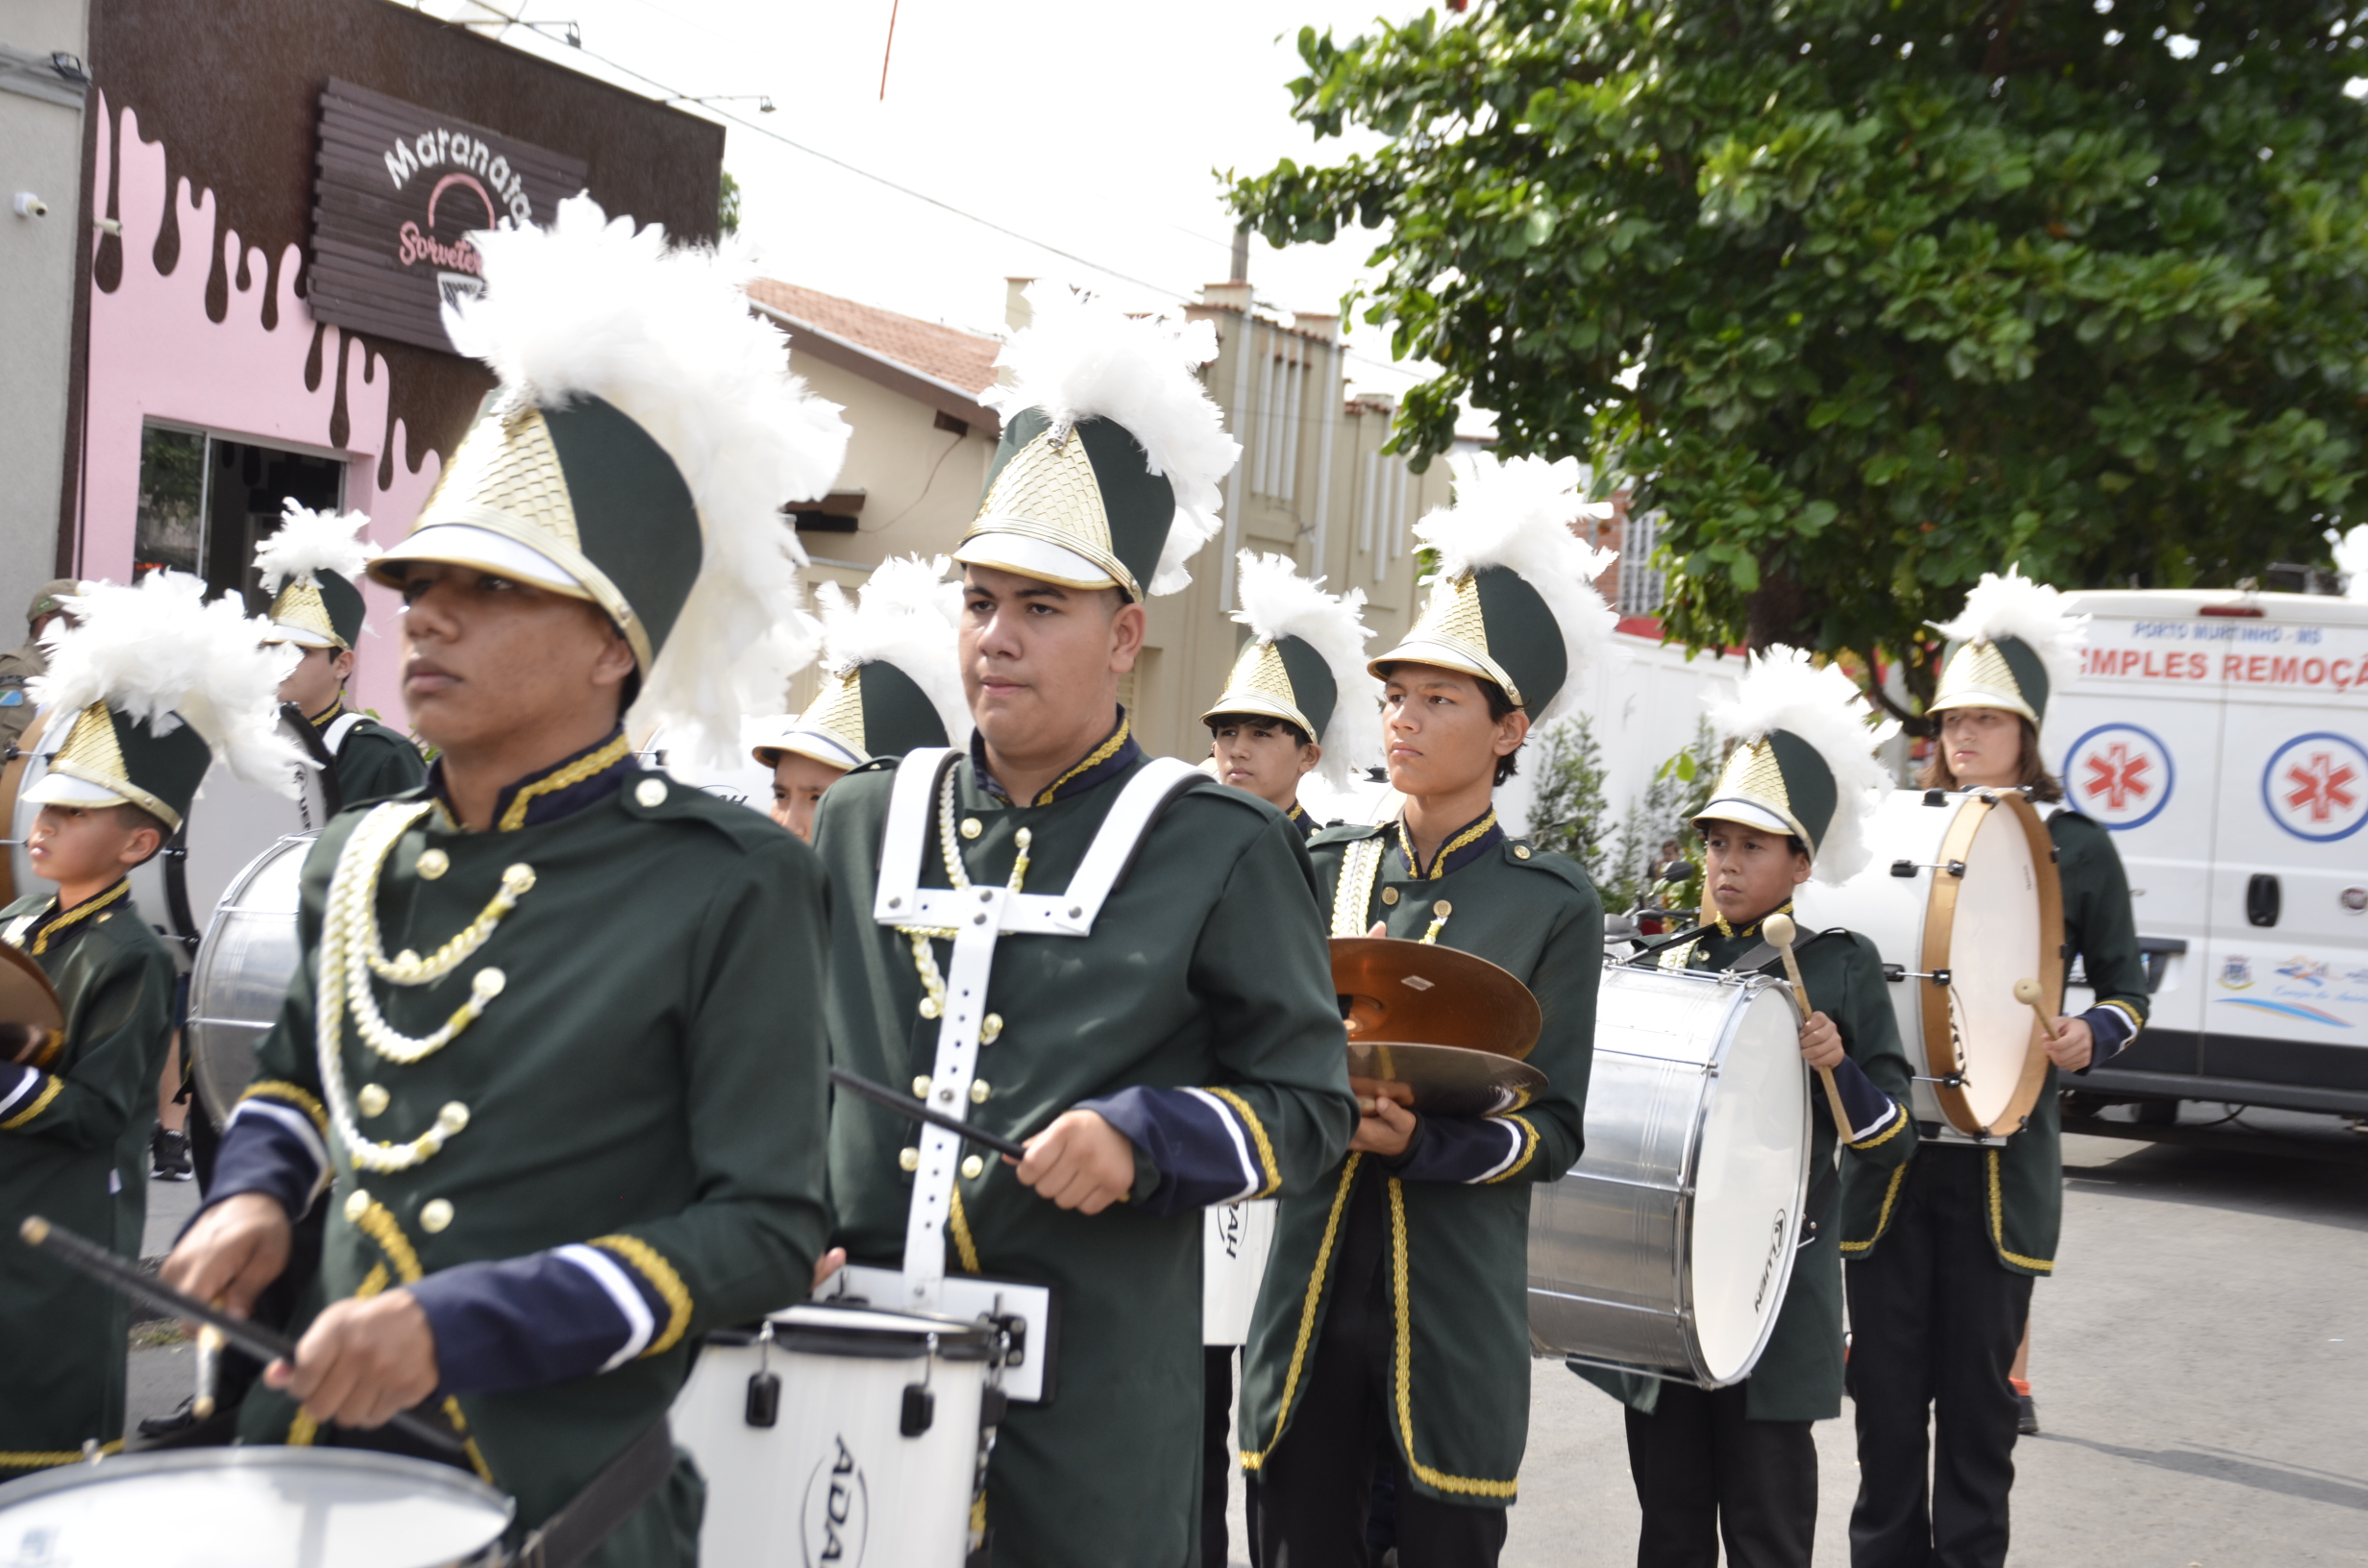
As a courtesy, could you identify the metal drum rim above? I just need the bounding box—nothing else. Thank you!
[0,1444,517,1542]
[763,1301,997,1360]
[186,832,317,1130]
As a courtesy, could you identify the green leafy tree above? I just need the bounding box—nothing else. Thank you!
[1231,1,2368,712]
[1530,716,1722,913]
[718,169,742,238]
[1526,713,1616,882]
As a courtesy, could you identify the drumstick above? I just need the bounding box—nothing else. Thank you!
[830,1066,1031,1160]
[1760,915,1855,1137]
[16,1215,463,1455]
[2011,978,2063,1044]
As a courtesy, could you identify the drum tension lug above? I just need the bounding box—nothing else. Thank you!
[901,1332,939,1438]
[989,1310,1027,1370]
[1922,790,1949,806]
[744,1321,780,1429]
[1944,860,1966,878]
[1888,860,1916,878]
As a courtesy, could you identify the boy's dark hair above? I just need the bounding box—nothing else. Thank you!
[112,803,173,865]
[1916,714,2064,803]
[1206,712,1314,748]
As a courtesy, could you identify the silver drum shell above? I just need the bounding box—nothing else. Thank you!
[186,832,314,1130]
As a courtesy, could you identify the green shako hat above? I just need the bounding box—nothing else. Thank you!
[762,554,971,772]
[1369,453,1616,724]
[25,573,305,831]
[367,195,850,766]
[958,283,1241,601]
[1926,566,2085,726]
[256,501,377,651]
[1694,647,1900,884]
[1201,551,1378,790]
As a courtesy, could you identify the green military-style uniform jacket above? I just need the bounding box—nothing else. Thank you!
[308,702,429,807]
[1840,806,2150,1276]
[213,734,830,1566]
[0,878,177,1476]
[812,717,1356,1568]
[1241,811,1601,1507]
[1577,908,1918,1423]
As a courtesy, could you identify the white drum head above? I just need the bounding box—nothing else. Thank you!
[1685,983,1811,1384]
[1944,800,2047,1130]
[0,1448,511,1567]
[187,833,315,1128]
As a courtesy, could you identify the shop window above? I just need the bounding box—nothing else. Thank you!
[133,424,344,610]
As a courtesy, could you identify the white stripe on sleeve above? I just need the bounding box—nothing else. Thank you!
[1467,1117,1528,1185]
[1183,1088,1263,1204]
[555,1243,657,1372]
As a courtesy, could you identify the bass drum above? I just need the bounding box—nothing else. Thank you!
[0,707,51,909]
[1528,964,1809,1388]
[1794,787,2063,1139]
[7,708,333,971]
[185,833,313,1131]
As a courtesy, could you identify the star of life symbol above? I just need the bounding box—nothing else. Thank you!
[2262,733,2368,844]
[2062,723,2174,830]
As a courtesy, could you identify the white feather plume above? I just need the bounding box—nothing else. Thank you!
[1229,551,1378,789]
[33,573,305,795]
[443,195,848,768]
[1702,647,1899,885]
[815,554,972,748]
[2335,524,2368,600]
[254,500,378,594]
[983,283,1242,596]
[1414,453,1619,725]
[1928,566,2086,698]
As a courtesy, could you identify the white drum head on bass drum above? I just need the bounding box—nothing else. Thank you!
[1947,800,2048,1130]
[1685,984,1813,1383]
[186,833,314,1129]
[0,1447,512,1567]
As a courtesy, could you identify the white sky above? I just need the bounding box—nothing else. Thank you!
[409,0,1443,404]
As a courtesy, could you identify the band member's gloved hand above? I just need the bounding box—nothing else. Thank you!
[161,1190,291,1323]
[1347,1077,1417,1158]
[2041,1015,2094,1072]
[264,1289,440,1430]
[1797,1011,1844,1071]
[1012,1108,1136,1213]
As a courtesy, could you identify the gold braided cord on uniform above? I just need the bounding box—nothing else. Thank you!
[1388,1176,1519,1498]
[1480,1115,1540,1185]
[1242,1153,1363,1471]
[498,733,634,832]
[1394,810,1496,882]
[592,1235,694,1356]
[1838,1165,1908,1256]
[0,1439,123,1471]
[31,879,128,955]
[1985,1149,2054,1274]
[1330,838,1386,938]
[948,1186,983,1275]
[1204,1087,1281,1199]
[349,1195,425,1284]
[1848,1111,1908,1152]
[241,1080,329,1136]
[0,1077,62,1132]
[1036,715,1132,806]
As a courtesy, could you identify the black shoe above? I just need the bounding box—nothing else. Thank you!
[151,1126,193,1182]
[2016,1391,2039,1435]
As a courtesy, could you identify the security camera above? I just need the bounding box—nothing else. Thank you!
[13,193,49,219]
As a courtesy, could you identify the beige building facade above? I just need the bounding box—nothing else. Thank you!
[752,275,1442,763]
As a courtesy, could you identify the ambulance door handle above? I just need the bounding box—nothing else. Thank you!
[2245,874,2281,929]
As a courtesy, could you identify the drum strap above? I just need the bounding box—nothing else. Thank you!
[509,1415,677,1568]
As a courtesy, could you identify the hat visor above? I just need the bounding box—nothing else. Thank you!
[1368,637,1524,708]
[366,524,593,600]
[952,531,1121,595]
[1692,796,1812,851]
[261,621,342,649]
[22,770,133,811]
[1200,691,1317,735]
[759,725,865,772]
[1925,686,2037,724]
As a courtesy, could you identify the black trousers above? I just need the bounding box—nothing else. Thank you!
[1844,1147,2034,1568]
[1246,1184,1508,1568]
[1206,1345,1237,1568]
[1624,1382,1816,1568]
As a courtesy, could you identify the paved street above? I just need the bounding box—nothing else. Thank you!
[127,1109,2367,1566]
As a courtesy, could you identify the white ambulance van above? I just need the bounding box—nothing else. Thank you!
[2041,589,2368,1119]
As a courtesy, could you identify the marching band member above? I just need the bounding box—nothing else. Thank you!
[163,197,850,1567]
[1240,454,1611,1568]
[751,552,968,842]
[255,502,428,807]
[1843,569,2149,1568]
[810,285,1357,1568]
[1195,549,1380,1567]
[1578,648,1918,1568]
[3,574,300,1477]
[0,579,80,757]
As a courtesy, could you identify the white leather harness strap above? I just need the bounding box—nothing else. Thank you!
[322,711,366,756]
[872,750,1204,1307]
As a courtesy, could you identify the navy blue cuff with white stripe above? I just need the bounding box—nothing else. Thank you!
[1828,1055,1904,1147]
[1382,1114,1529,1185]
[2072,1005,2134,1070]
[1078,1087,1272,1217]
[0,1061,37,1120]
[408,1245,676,1396]
[208,1101,333,1220]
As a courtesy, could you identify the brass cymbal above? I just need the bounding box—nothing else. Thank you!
[1346,1041,1547,1119]
[0,943,63,1066]
[1330,937,1542,1061]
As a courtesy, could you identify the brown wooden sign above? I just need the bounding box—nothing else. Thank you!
[308,80,587,355]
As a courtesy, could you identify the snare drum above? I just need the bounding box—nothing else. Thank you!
[1528,964,1810,1387]
[671,1302,996,1568]
[0,1447,512,1566]
[185,832,313,1130]
[1794,788,2064,1139]
[1202,1198,1276,1346]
